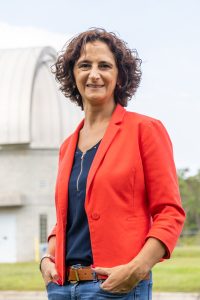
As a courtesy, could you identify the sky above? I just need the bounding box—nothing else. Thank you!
[0,0,200,175]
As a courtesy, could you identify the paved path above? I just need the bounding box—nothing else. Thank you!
[154,293,200,300]
[0,291,200,299]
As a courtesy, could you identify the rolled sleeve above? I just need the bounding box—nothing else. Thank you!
[48,224,57,242]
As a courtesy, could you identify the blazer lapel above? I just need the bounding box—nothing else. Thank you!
[57,119,84,219]
[86,104,126,196]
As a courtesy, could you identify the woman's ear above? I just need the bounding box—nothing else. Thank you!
[116,76,122,89]
[116,81,122,89]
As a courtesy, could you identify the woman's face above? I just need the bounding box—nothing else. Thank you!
[73,41,118,107]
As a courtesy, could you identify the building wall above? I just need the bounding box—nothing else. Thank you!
[0,47,83,262]
[0,148,60,261]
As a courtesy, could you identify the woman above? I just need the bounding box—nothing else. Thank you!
[40,28,185,299]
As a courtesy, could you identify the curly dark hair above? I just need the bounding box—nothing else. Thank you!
[52,28,142,110]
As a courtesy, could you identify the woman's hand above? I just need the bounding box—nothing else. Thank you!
[40,258,60,286]
[93,238,166,294]
[93,260,150,294]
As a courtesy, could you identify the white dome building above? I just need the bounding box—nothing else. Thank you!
[0,47,82,262]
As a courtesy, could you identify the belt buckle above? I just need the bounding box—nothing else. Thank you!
[70,265,80,283]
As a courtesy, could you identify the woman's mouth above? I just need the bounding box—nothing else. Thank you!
[86,84,104,88]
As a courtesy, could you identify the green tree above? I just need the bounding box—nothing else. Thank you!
[178,169,200,233]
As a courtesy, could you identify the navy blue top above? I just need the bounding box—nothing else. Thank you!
[66,140,101,266]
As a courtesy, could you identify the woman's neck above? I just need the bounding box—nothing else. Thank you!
[82,101,116,130]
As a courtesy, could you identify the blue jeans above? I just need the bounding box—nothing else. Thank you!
[46,275,152,300]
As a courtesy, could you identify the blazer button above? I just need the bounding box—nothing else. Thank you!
[91,213,100,220]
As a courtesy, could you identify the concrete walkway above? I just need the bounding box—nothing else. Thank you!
[154,293,200,300]
[0,291,200,300]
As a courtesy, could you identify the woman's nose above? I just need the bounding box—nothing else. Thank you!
[88,67,100,80]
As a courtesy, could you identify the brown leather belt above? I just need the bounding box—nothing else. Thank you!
[66,266,106,282]
[66,266,150,282]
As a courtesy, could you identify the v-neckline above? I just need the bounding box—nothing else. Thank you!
[77,139,102,154]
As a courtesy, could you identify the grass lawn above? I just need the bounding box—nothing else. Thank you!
[153,246,200,292]
[0,262,44,291]
[0,246,200,292]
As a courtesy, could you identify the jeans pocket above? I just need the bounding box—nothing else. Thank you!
[148,281,153,300]
[46,281,57,289]
[134,279,153,300]
[98,281,130,298]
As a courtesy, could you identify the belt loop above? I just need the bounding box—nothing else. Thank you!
[92,270,97,282]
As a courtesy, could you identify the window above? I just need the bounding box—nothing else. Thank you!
[39,214,47,243]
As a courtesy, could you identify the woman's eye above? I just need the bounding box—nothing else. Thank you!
[79,63,90,69]
[99,64,110,69]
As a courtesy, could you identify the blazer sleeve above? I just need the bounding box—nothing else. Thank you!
[48,224,57,242]
[139,119,186,258]
[47,145,63,242]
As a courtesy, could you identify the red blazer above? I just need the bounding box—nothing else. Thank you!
[49,104,185,285]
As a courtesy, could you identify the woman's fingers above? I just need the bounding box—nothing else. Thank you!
[45,277,53,286]
[51,267,59,281]
[41,259,60,284]
[92,266,111,276]
[94,264,139,293]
